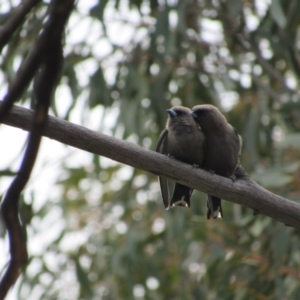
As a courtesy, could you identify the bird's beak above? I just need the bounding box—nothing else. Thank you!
[190,112,197,118]
[166,109,177,117]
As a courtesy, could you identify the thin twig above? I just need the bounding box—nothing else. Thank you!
[0,0,41,53]
[0,0,74,298]
[0,1,73,123]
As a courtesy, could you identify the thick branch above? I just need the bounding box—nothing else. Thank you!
[1,102,300,229]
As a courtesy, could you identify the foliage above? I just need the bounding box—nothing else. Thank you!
[1,0,300,299]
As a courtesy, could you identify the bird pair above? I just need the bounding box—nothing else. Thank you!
[156,105,241,219]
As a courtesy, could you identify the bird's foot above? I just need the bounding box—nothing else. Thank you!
[171,200,189,208]
[229,176,237,182]
[192,164,199,169]
[208,169,215,175]
[234,165,250,180]
[167,154,175,159]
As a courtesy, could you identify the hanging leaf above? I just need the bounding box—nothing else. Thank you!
[89,67,112,108]
[270,0,287,28]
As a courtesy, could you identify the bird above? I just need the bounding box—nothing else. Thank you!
[156,106,205,209]
[191,104,241,219]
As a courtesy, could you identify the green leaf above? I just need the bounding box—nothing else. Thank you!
[249,218,271,237]
[74,255,94,298]
[270,0,287,28]
[252,170,292,188]
[277,133,300,149]
[89,67,112,108]
[90,0,108,22]
[282,162,300,173]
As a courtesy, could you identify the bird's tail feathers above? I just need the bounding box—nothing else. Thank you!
[170,183,193,208]
[207,195,223,219]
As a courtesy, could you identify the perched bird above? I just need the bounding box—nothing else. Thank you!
[191,104,241,219]
[156,106,205,209]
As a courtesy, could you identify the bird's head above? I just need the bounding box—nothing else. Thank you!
[191,104,227,131]
[166,106,194,127]
[166,106,191,118]
[166,109,177,118]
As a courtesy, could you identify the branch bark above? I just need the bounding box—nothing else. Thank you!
[2,102,300,230]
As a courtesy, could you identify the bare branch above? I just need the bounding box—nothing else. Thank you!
[0,0,74,123]
[0,0,74,298]
[2,102,300,230]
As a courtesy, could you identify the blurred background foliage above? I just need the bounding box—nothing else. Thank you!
[1,0,300,299]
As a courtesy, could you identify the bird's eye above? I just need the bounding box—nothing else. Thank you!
[194,109,206,116]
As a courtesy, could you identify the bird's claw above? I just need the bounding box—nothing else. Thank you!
[208,169,215,175]
[234,165,250,180]
[229,176,237,182]
[192,164,199,169]
[171,200,189,208]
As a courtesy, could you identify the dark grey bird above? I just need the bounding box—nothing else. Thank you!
[156,106,205,209]
[191,104,241,219]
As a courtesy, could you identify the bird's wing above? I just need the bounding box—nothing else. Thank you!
[234,127,242,153]
[233,127,243,170]
[156,129,168,152]
[156,129,170,209]
[200,129,206,168]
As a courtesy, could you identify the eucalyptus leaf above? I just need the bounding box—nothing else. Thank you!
[270,0,287,28]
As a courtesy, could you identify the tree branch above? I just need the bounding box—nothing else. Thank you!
[0,0,73,123]
[1,102,300,229]
[0,0,41,53]
[0,1,74,298]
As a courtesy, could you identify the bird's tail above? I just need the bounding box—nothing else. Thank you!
[207,195,223,219]
[169,183,193,208]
